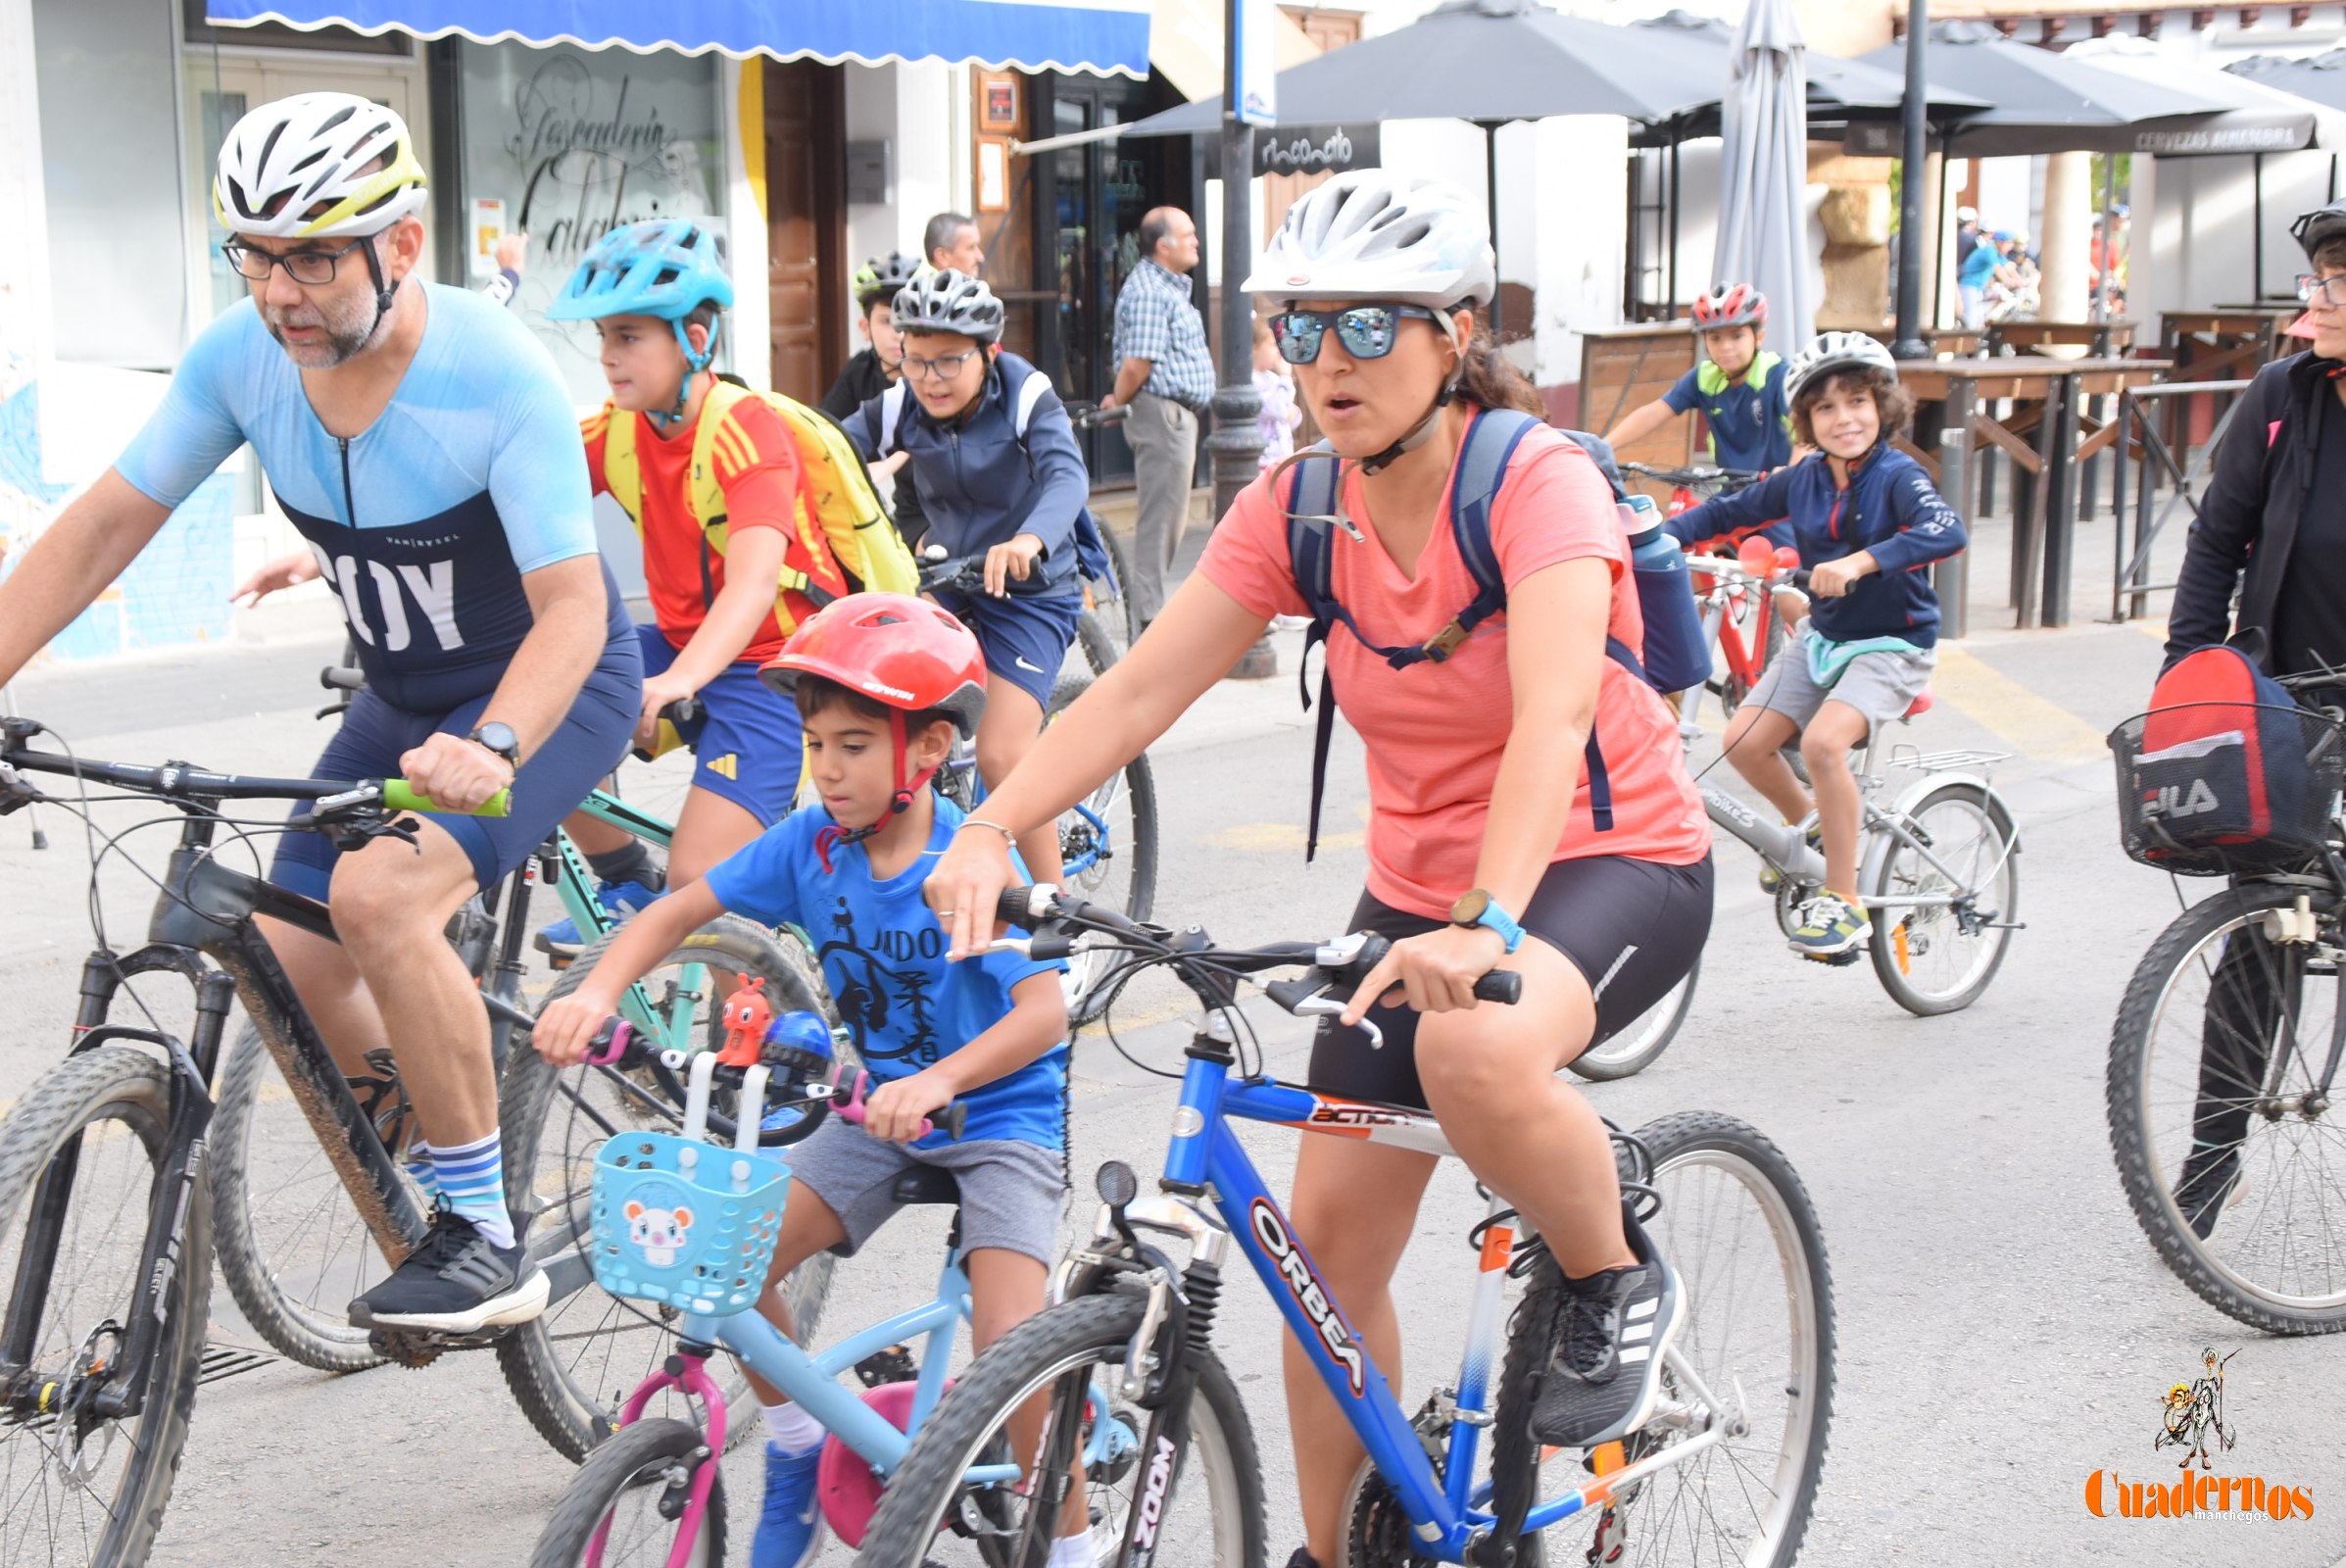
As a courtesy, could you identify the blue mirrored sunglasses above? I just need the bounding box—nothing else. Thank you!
[1270,304,1445,366]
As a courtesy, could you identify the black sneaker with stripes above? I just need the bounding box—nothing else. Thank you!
[1529,1210,1685,1448]
[348,1206,548,1335]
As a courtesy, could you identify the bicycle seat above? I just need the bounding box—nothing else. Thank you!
[1903,688,1935,720]
[889,1165,961,1207]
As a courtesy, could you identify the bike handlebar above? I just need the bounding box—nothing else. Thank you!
[0,723,508,818]
[583,1018,967,1142]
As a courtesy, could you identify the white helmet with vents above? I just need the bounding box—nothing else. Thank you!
[1784,330,1898,407]
[213,92,429,241]
[1243,171,1495,313]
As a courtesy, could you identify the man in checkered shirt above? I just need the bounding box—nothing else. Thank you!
[1102,207,1212,626]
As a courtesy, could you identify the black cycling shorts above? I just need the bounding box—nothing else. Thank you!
[1307,854,1714,1110]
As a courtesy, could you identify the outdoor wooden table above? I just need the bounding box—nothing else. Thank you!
[1900,355,2171,631]
[1576,322,1700,478]
[1856,325,1982,359]
[1985,318,2139,359]
[2157,308,2297,455]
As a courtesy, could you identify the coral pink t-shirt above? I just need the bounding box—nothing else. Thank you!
[1199,419,1711,918]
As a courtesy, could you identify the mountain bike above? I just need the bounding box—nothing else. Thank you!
[2105,671,2346,1334]
[1681,554,2023,1015]
[529,1010,1161,1565]
[0,718,838,1567]
[856,887,1834,1568]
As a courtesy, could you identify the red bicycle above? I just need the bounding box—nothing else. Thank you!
[1622,462,1785,713]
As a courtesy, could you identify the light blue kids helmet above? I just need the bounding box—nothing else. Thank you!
[549,219,734,423]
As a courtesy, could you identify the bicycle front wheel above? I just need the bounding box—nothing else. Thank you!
[0,1047,213,1568]
[1867,780,2019,1015]
[529,1416,724,1568]
[1491,1112,1833,1568]
[1567,958,1698,1082]
[2108,883,2346,1334]
[498,915,841,1459]
[856,1292,1265,1567]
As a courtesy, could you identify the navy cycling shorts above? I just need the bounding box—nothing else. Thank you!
[271,644,641,902]
[637,623,802,825]
[928,587,1082,710]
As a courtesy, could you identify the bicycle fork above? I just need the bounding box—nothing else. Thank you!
[592,1342,729,1568]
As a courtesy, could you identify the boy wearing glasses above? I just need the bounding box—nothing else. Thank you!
[843,269,1088,883]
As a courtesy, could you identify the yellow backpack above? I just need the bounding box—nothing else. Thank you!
[597,379,919,635]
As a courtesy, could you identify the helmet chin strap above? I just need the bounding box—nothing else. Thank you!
[651,318,720,430]
[359,233,400,347]
[1355,310,1471,476]
[813,710,943,872]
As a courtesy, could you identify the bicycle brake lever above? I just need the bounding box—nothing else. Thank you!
[1291,996,1384,1050]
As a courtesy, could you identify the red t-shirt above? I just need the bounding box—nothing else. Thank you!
[1199,418,1711,918]
[583,397,811,664]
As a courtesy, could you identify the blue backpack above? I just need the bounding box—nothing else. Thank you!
[1282,409,1646,861]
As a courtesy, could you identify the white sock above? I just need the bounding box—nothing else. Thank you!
[1047,1530,1099,1568]
[762,1400,824,1453]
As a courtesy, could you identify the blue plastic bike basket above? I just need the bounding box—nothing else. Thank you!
[590,1131,791,1316]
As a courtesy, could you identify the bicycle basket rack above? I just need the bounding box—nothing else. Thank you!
[1886,744,2010,775]
[589,1053,791,1316]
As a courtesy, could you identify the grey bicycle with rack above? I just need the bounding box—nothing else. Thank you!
[1680,553,2024,1016]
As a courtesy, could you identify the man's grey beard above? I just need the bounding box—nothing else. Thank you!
[262,280,388,368]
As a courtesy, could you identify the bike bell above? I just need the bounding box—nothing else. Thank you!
[762,1008,838,1078]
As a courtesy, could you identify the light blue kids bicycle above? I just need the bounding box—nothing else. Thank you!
[529,995,1159,1566]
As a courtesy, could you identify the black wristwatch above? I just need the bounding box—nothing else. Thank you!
[467,720,521,766]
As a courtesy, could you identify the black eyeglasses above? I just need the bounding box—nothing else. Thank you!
[2297,272,2346,308]
[1270,304,1446,366]
[220,235,373,286]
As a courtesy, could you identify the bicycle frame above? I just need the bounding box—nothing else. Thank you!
[1130,1048,1731,1560]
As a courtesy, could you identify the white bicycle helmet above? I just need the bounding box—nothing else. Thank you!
[1784,330,1899,407]
[892,269,1004,345]
[1243,171,1495,312]
[213,92,428,240]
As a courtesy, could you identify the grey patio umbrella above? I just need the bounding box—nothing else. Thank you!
[1712,0,1817,352]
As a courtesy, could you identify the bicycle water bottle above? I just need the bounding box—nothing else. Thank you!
[1620,494,1713,694]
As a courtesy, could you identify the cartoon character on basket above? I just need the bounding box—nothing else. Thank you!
[626,1200,695,1267]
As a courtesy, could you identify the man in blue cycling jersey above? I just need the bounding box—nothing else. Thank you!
[0,93,640,1334]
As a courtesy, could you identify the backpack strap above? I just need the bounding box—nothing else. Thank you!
[597,401,645,527]
[1283,447,1347,860]
[1012,364,1052,439]
[877,380,908,459]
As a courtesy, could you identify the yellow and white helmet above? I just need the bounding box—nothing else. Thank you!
[213,92,428,240]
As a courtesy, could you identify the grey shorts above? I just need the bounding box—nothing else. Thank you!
[783,1119,1066,1267]
[1746,620,1936,741]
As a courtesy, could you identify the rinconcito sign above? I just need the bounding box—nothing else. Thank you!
[1254,123,1380,176]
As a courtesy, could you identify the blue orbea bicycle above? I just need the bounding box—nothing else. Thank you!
[857,888,1835,1568]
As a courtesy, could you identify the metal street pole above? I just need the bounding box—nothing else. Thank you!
[1209,0,1275,679]
[1890,0,1931,360]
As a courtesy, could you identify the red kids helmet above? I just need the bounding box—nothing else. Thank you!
[760,593,988,865]
[1691,283,1768,332]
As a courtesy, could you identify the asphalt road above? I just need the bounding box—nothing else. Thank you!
[4,605,2345,1568]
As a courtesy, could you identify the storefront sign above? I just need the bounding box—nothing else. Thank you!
[1256,123,1379,177]
[458,41,724,401]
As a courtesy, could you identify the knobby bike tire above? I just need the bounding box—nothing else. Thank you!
[0,1048,212,1568]
[1489,1112,1833,1568]
[529,1416,725,1568]
[1567,957,1699,1083]
[2107,883,2346,1335]
[855,1292,1266,1567]
[210,1018,396,1372]
[1076,608,1121,677]
[1867,780,2020,1016]
[497,915,841,1460]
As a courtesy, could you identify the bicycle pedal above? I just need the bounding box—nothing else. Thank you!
[854,1344,917,1388]
[1799,947,1864,968]
[366,1326,504,1367]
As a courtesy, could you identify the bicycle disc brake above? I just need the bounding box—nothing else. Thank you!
[52,1319,127,1485]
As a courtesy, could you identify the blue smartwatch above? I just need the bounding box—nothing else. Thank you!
[1450,889,1525,955]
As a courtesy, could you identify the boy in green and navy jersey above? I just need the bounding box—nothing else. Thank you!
[1606,282,1791,474]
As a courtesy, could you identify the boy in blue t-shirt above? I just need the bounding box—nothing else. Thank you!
[1606,282,1792,476]
[532,592,1078,1568]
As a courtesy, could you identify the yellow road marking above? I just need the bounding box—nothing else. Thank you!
[1931,644,2108,765]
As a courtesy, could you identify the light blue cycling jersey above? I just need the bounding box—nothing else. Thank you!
[115,284,625,712]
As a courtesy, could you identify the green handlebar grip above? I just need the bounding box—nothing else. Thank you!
[381,780,512,817]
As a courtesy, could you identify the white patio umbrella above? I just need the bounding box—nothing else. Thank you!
[1712,0,1817,351]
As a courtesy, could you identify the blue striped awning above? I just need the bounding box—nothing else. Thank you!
[204,0,1151,76]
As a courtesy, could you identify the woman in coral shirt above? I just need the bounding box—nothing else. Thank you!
[924,172,1713,1567]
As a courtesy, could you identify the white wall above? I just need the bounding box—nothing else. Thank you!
[841,61,967,290]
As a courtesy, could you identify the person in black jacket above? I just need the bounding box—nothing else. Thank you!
[2157,203,2346,1244]
[822,253,927,547]
[2167,202,2346,682]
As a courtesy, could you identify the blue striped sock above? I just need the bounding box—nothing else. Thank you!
[404,1145,440,1203]
[428,1131,513,1250]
